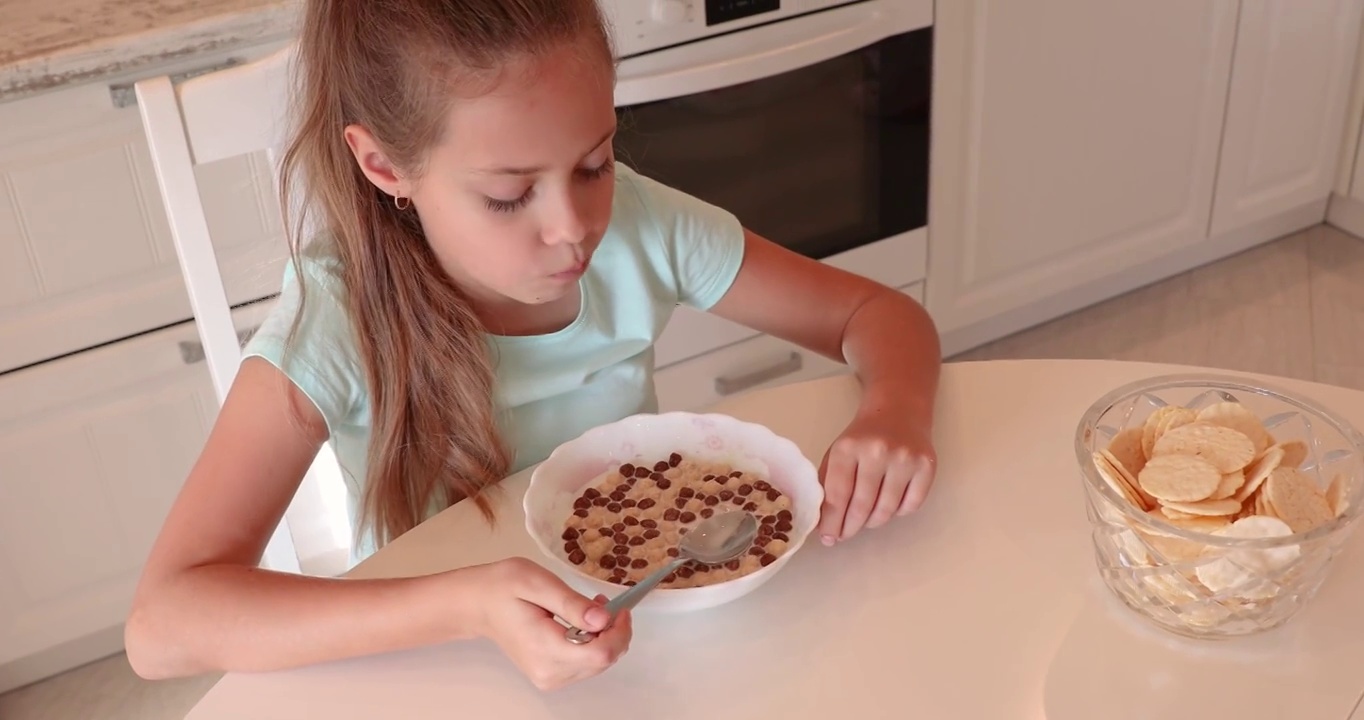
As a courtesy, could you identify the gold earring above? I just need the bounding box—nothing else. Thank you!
[394,195,411,210]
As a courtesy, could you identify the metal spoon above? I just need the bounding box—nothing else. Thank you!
[564,510,760,644]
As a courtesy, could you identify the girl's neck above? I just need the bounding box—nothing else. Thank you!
[474,285,582,337]
[434,254,582,338]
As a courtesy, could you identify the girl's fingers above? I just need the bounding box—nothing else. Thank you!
[839,452,886,540]
[591,608,632,665]
[817,445,858,544]
[867,456,915,529]
[896,457,936,515]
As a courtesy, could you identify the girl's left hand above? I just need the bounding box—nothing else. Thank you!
[816,404,936,545]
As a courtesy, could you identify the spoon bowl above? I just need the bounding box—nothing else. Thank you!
[563,511,759,644]
[680,509,762,564]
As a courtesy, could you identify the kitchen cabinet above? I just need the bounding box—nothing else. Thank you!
[655,282,925,413]
[928,0,1364,356]
[1337,117,1364,222]
[0,301,273,693]
[928,0,1241,353]
[1325,10,1364,237]
[0,43,290,375]
[0,40,296,690]
[1211,0,1364,237]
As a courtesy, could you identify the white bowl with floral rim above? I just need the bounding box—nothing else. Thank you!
[524,412,824,613]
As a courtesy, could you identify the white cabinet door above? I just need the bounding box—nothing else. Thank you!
[0,302,272,680]
[655,282,925,412]
[1211,0,1364,236]
[0,44,290,374]
[1350,117,1364,204]
[1340,49,1364,222]
[927,0,1239,340]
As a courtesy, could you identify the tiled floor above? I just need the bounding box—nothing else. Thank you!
[953,223,1364,392]
[0,655,218,720]
[3,223,1362,720]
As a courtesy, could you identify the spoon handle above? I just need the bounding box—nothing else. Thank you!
[604,556,691,615]
[564,556,690,644]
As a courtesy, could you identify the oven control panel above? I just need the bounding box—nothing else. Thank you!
[704,0,782,26]
[602,0,863,58]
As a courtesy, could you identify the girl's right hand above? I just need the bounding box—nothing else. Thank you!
[468,557,632,691]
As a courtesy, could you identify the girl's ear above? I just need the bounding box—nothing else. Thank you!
[343,124,411,199]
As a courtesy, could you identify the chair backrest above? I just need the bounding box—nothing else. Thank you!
[179,46,297,169]
[133,45,344,575]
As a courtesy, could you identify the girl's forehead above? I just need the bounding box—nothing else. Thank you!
[438,45,616,169]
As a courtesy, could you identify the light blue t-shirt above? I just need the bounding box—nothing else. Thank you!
[242,164,745,558]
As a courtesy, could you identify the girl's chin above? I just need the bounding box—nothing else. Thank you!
[516,283,574,306]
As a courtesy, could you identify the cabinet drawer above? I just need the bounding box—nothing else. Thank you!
[655,281,924,411]
[0,299,275,424]
[0,300,272,670]
[655,333,846,412]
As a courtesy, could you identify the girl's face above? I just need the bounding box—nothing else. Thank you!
[349,39,618,309]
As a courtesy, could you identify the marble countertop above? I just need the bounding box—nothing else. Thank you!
[0,0,298,103]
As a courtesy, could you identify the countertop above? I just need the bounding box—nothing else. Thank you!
[184,360,1364,720]
[0,0,297,103]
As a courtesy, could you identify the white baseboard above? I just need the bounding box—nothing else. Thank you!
[1326,192,1364,238]
[940,199,1328,358]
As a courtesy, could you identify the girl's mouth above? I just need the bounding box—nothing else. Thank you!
[551,258,588,280]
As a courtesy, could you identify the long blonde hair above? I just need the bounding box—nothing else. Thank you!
[278,0,614,548]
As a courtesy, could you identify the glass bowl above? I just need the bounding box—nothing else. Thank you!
[1075,373,1364,638]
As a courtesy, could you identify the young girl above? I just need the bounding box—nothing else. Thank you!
[126,0,941,692]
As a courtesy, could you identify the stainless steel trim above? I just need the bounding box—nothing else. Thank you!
[714,351,803,396]
[178,325,260,365]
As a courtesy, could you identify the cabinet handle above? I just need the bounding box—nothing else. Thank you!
[714,352,803,397]
[108,58,244,109]
[179,325,261,365]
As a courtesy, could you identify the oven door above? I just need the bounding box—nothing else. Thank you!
[613,1,932,291]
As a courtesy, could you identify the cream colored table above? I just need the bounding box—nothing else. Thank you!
[185,359,1364,719]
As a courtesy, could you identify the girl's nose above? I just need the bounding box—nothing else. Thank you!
[544,196,590,246]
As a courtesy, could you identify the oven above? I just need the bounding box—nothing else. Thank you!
[600,0,934,375]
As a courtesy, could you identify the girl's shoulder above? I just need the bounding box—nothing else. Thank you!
[604,164,746,312]
[241,233,367,431]
[609,163,744,253]
[610,163,731,228]
[291,234,347,288]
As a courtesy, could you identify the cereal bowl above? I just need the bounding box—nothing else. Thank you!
[1076,373,1364,638]
[524,412,823,613]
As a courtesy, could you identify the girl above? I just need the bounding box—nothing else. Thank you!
[125,0,941,692]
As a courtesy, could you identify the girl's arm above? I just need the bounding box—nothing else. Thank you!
[707,230,942,541]
[707,230,940,420]
[125,358,626,685]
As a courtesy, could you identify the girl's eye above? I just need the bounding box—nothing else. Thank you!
[577,157,614,181]
[482,159,612,214]
[485,191,532,214]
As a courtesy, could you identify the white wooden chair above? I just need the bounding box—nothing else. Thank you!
[132,45,346,574]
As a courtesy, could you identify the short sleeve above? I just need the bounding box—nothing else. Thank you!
[241,249,364,434]
[619,166,746,310]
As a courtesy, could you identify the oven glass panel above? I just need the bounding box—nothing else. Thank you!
[615,27,931,261]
